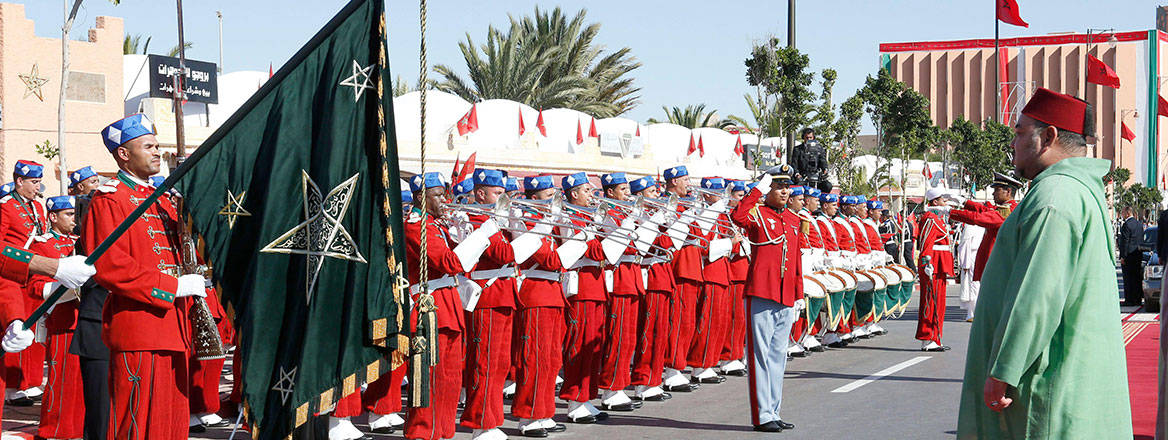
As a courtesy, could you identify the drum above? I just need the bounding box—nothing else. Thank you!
[826,270,856,331]
[890,264,917,317]
[802,275,827,329]
[876,267,902,318]
[851,271,877,325]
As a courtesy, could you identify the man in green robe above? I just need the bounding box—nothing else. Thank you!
[957,87,1132,439]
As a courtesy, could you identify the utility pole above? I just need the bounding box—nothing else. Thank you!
[785,0,796,166]
[174,0,188,162]
[216,11,223,74]
[57,0,84,196]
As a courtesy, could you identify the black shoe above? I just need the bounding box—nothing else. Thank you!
[546,423,567,433]
[203,419,231,428]
[371,425,396,434]
[776,420,795,430]
[699,375,726,384]
[595,412,609,421]
[189,424,207,434]
[753,421,783,432]
[569,415,598,424]
[791,350,809,358]
[504,392,515,401]
[827,341,847,349]
[600,402,635,411]
[923,345,951,352]
[723,369,747,376]
[809,345,826,352]
[636,391,672,401]
[664,383,698,392]
[6,397,33,407]
[30,394,41,403]
[521,427,549,438]
[630,400,643,409]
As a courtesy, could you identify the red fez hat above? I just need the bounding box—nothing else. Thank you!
[1021,87,1090,136]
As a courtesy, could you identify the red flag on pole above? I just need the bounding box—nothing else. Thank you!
[576,119,584,145]
[734,135,744,155]
[536,109,547,136]
[457,104,479,135]
[636,125,641,137]
[451,153,462,184]
[518,108,526,136]
[1121,121,1136,142]
[687,133,696,155]
[996,0,1028,28]
[922,162,933,179]
[457,152,477,184]
[1086,55,1121,89]
[589,118,598,138]
[697,135,705,157]
[269,63,274,78]
[1158,96,1168,118]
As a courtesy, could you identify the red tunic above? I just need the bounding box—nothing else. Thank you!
[29,232,84,439]
[517,217,566,309]
[815,216,839,252]
[729,189,802,306]
[604,208,645,296]
[467,213,517,310]
[698,213,732,287]
[0,193,47,248]
[562,211,607,302]
[862,219,883,252]
[848,217,871,254]
[669,203,705,284]
[949,200,1017,281]
[917,211,955,277]
[832,216,856,252]
[403,209,466,331]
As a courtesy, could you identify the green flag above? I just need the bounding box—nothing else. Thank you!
[174,0,408,436]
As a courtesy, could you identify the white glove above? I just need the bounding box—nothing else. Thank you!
[946,199,962,210]
[950,194,967,205]
[756,173,774,194]
[176,274,208,298]
[54,255,95,290]
[793,299,806,311]
[2,321,34,353]
[454,219,500,272]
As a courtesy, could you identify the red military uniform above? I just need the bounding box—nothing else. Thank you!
[667,200,704,372]
[460,213,518,431]
[832,215,855,254]
[949,200,1017,281]
[81,173,192,440]
[789,210,821,344]
[511,216,567,423]
[687,213,733,371]
[597,207,644,394]
[816,213,839,252]
[862,217,884,254]
[558,211,607,406]
[632,229,675,390]
[720,236,749,364]
[915,210,954,345]
[729,193,802,306]
[402,207,466,440]
[0,193,47,395]
[29,231,84,439]
[848,215,871,255]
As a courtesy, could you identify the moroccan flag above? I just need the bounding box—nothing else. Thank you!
[457,103,479,135]
[269,62,274,78]
[1121,121,1136,142]
[589,118,598,138]
[518,107,526,135]
[697,134,705,157]
[457,152,478,184]
[1159,96,1168,118]
[576,119,584,144]
[451,153,462,185]
[922,162,933,179]
[536,109,547,136]
[173,0,406,437]
[996,0,1028,28]
[687,133,696,155]
[1086,55,1121,89]
[734,135,744,155]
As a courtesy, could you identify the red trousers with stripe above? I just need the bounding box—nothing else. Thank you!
[511,306,564,420]
[189,356,224,415]
[460,307,513,430]
[915,274,947,344]
[688,283,730,368]
[108,350,189,440]
[720,282,747,361]
[598,295,638,391]
[668,279,701,370]
[334,362,405,417]
[38,329,84,439]
[631,290,670,387]
[404,329,463,440]
[558,300,604,403]
[4,339,43,390]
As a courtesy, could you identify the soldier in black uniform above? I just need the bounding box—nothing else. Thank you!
[789,128,828,190]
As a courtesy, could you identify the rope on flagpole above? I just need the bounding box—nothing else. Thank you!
[410,0,437,408]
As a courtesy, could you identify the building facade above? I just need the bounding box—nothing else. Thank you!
[880,30,1168,188]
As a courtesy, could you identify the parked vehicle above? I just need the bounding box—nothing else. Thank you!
[1141,226,1162,312]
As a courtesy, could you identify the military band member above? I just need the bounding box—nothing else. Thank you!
[916,187,955,352]
[947,172,1021,283]
[629,176,677,400]
[860,200,889,337]
[459,169,520,440]
[685,177,734,382]
[504,177,521,200]
[729,165,801,433]
[790,187,826,353]
[511,175,570,437]
[830,197,860,344]
[558,172,610,423]
[68,166,102,197]
[0,160,49,406]
[843,196,875,340]
[30,196,84,439]
[595,172,645,411]
[660,166,701,393]
[814,193,846,347]
[719,180,750,375]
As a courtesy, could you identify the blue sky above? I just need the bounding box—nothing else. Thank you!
[12,0,1165,133]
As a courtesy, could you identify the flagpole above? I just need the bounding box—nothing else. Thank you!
[994,5,1000,124]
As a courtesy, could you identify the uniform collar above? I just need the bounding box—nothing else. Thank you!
[117,170,151,189]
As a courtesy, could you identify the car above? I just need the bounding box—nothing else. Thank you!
[1141,226,1162,312]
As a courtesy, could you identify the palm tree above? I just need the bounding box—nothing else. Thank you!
[434,7,640,117]
[166,42,193,57]
[123,34,151,55]
[648,104,724,129]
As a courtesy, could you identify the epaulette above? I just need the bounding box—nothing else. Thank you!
[0,195,12,204]
[406,211,423,224]
[32,233,52,243]
[96,180,121,194]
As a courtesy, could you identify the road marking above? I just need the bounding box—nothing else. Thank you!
[831,356,931,393]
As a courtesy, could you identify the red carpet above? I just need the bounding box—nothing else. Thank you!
[1124,317,1158,440]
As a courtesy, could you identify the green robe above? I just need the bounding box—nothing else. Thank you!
[957,157,1132,439]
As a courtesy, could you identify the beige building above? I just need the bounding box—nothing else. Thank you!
[0,3,122,193]
[880,29,1168,188]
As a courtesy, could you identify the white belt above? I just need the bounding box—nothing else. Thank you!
[932,245,951,251]
[642,256,668,266]
[618,255,641,265]
[571,258,602,269]
[469,266,515,280]
[409,275,457,295]
[524,269,561,282]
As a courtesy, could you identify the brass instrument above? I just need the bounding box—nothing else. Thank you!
[176,196,227,361]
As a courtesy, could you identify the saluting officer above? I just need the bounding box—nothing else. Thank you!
[916,188,955,352]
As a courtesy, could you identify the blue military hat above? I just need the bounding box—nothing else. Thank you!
[69,166,97,188]
[700,177,726,190]
[600,172,628,187]
[729,180,746,192]
[46,195,76,212]
[13,160,44,179]
[505,177,520,192]
[807,187,822,198]
[452,178,474,196]
[854,195,868,204]
[524,175,555,191]
[0,183,12,198]
[562,172,589,190]
[819,192,839,203]
[409,172,447,193]
[629,176,653,194]
[790,186,805,196]
[472,169,505,188]
[867,200,884,210]
[400,190,413,204]
[840,195,855,205]
[101,114,156,152]
[663,166,688,180]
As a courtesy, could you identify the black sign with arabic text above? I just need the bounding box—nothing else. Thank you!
[147,54,218,104]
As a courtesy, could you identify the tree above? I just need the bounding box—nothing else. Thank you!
[743,38,815,154]
[648,104,720,128]
[434,7,641,117]
[123,34,151,54]
[948,117,1012,190]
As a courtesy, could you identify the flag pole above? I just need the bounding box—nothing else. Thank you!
[994,4,1000,124]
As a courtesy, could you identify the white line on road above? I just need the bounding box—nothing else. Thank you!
[831,356,932,393]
